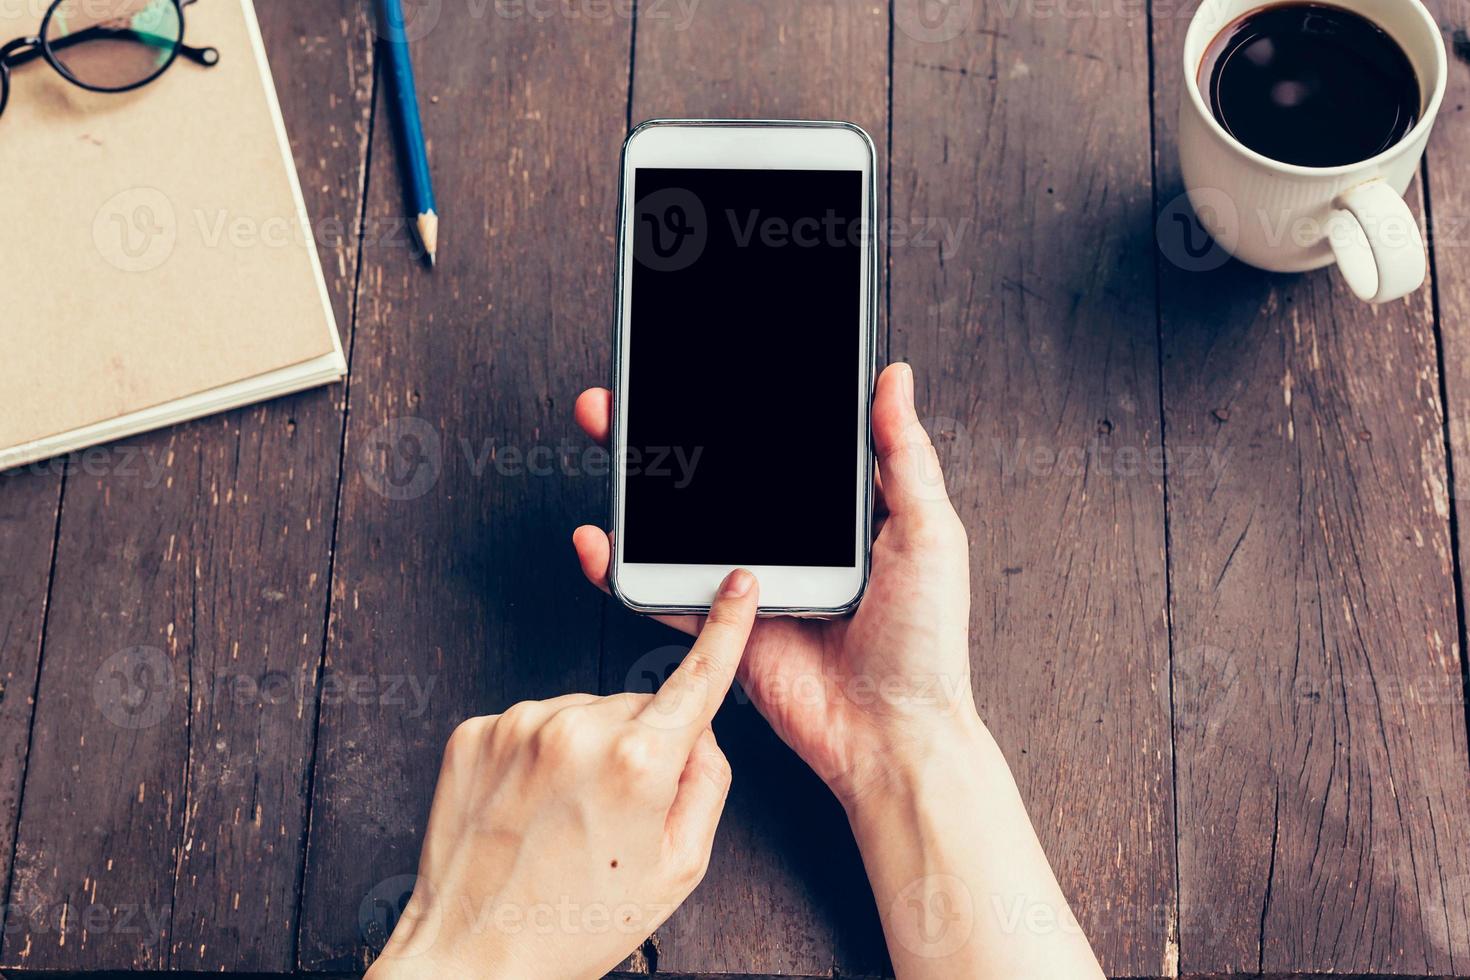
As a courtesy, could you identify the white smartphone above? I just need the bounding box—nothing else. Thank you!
[609,119,877,615]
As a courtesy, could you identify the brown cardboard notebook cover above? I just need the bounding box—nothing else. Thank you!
[0,0,345,470]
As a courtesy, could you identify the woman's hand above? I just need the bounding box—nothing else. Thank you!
[571,362,976,809]
[365,571,760,980]
[572,363,1105,979]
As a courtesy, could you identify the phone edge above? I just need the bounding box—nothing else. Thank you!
[607,118,879,618]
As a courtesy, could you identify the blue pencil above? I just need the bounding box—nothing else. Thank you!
[376,0,439,266]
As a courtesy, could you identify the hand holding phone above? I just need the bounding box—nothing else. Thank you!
[574,362,975,807]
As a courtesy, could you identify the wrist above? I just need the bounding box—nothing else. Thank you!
[839,708,1006,825]
[367,951,533,980]
[365,934,533,980]
[364,958,437,980]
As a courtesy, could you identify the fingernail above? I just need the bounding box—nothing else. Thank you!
[720,569,755,598]
[900,363,915,402]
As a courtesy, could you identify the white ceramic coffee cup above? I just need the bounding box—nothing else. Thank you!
[1180,0,1447,302]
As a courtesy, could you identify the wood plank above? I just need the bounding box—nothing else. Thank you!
[1416,0,1470,966]
[0,470,62,934]
[1153,0,1470,973]
[1426,0,1470,734]
[1428,7,1470,504]
[887,2,1176,977]
[0,0,374,968]
[295,5,633,969]
[608,2,890,974]
[166,1,375,969]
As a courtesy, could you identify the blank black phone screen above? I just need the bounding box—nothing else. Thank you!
[623,167,863,567]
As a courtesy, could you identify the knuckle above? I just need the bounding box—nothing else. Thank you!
[705,600,748,629]
[446,716,492,755]
[496,701,542,741]
[614,691,655,713]
[610,729,664,778]
[496,701,529,727]
[679,651,723,687]
[710,751,733,788]
[532,708,591,758]
[673,848,712,890]
[905,441,945,489]
[906,417,939,453]
[883,416,935,461]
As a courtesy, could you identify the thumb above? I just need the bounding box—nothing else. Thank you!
[872,363,954,515]
[664,727,732,882]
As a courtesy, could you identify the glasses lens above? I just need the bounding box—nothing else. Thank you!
[44,0,182,91]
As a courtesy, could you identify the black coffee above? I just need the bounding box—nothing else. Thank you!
[1200,3,1420,167]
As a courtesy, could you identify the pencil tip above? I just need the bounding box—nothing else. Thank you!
[417,211,439,269]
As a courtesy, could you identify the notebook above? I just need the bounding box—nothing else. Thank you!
[0,0,346,472]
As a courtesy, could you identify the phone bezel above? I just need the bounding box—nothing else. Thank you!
[609,119,877,616]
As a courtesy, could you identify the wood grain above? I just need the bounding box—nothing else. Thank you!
[605,1,890,974]
[1419,0,1470,968]
[5,1,1470,976]
[295,3,633,969]
[166,2,375,969]
[888,0,1177,976]
[0,470,62,939]
[0,0,373,969]
[1427,0,1470,540]
[1153,0,1470,973]
[1425,0,1470,781]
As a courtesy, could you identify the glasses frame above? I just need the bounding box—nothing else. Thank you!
[0,0,218,118]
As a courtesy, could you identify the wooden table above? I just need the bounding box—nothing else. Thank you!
[2,0,1469,977]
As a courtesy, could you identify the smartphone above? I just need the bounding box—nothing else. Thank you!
[609,119,877,615]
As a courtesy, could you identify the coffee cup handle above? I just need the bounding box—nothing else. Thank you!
[1325,178,1427,304]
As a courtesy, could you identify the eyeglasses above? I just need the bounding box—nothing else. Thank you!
[1,0,219,119]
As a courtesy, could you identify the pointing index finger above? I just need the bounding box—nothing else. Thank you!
[641,569,758,740]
